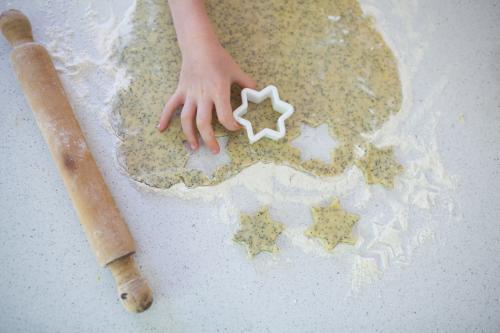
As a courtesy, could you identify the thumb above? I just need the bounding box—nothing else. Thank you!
[234,68,257,89]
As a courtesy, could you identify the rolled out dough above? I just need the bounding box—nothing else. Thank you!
[112,0,403,189]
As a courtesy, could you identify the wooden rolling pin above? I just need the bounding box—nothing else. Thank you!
[0,10,153,312]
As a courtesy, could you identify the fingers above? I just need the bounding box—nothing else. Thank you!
[196,100,219,154]
[234,69,256,89]
[214,88,240,131]
[158,91,183,132]
[180,99,198,150]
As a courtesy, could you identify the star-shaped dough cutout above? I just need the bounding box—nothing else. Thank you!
[233,85,294,144]
[305,199,360,251]
[355,144,403,188]
[290,123,339,163]
[233,207,284,257]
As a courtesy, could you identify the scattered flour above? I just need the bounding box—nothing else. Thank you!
[43,0,457,294]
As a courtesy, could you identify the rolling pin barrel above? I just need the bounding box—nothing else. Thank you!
[0,10,152,312]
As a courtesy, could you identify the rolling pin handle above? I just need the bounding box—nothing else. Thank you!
[108,255,153,313]
[0,9,34,46]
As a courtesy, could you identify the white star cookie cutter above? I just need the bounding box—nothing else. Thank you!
[233,85,294,144]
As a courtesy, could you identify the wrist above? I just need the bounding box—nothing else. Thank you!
[179,34,221,59]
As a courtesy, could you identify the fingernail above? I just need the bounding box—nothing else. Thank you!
[190,143,197,150]
[156,123,160,129]
[211,148,219,154]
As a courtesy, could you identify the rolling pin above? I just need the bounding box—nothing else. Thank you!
[0,10,153,312]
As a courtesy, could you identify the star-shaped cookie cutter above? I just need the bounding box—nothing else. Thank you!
[233,85,294,144]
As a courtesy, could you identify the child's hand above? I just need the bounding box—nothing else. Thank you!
[158,42,255,154]
[158,1,255,154]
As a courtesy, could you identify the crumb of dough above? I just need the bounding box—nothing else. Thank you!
[355,144,403,188]
[305,199,359,251]
[233,208,284,257]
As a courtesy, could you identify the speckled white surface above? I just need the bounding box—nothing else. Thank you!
[1,0,499,332]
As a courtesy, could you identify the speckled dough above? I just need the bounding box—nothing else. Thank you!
[355,144,403,188]
[112,0,403,188]
[233,208,284,257]
[305,199,360,251]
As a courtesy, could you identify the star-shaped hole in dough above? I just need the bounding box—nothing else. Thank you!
[185,136,231,178]
[355,144,403,188]
[305,199,360,251]
[233,207,284,257]
[290,123,339,164]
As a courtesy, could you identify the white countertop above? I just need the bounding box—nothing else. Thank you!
[1,0,499,331]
